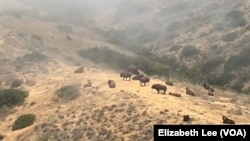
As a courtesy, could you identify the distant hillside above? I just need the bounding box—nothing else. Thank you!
[1,0,250,94]
[89,0,250,94]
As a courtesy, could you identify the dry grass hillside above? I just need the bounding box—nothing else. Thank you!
[1,62,250,141]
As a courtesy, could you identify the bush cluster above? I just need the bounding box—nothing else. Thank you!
[54,85,80,101]
[223,32,237,42]
[225,10,247,28]
[181,45,200,57]
[10,79,23,88]
[0,88,28,108]
[77,47,204,83]
[12,114,36,131]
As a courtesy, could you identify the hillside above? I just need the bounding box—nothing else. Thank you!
[88,0,250,93]
[0,0,250,141]
[1,63,250,141]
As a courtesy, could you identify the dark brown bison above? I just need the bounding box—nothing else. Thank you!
[132,74,144,80]
[208,90,214,96]
[108,80,116,88]
[140,76,150,86]
[183,115,191,122]
[203,83,215,92]
[165,78,173,86]
[222,115,235,124]
[169,92,181,97]
[186,87,195,96]
[126,65,139,75]
[151,84,167,94]
[74,66,84,73]
[120,71,132,81]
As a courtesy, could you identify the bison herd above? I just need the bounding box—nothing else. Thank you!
[106,65,216,98]
[77,65,235,125]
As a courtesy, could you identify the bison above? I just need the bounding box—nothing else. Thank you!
[151,84,167,94]
[165,78,173,86]
[222,115,235,124]
[83,80,92,88]
[186,87,195,96]
[74,66,84,73]
[169,92,181,97]
[120,71,132,81]
[183,115,191,122]
[140,76,150,86]
[126,65,139,75]
[108,80,116,88]
[203,83,215,92]
[132,74,144,80]
[208,90,214,96]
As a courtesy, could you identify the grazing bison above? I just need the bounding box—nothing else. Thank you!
[120,71,132,81]
[186,87,195,96]
[132,74,144,80]
[140,76,150,86]
[151,84,167,94]
[126,65,139,75]
[165,78,173,86]
[74,66,84,73]
[208,90,214,96]
[203,83,215,92]
[222,115,235,124]
[108,80,116,88]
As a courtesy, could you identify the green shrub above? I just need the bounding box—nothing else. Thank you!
[77,47,131,69]
[56,24,74,34]
[224,56,242,73]
[77,47,205,84]
[131,56,169,75]
[207,73,234,86]
[10,79,23,88]
[225,10,247,28]
[181,45,199,57]
[22,52,47,62]
[199,57,225,74]
[169,45,182,52]
[12,114,36,131]
[77,47,169,75]
[0,88,28,108]
[226,10,244,20]
[231,83,244,93]
[55,85,80,101]
[223,32,237,42]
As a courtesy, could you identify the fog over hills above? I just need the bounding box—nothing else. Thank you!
[0,0,250,140]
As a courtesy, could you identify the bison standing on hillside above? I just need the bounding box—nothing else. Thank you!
[108,80,116,88]
[203,83,215,92]
[74,66,84,73]
[208,90,214,96]
[140,76,150,86]
[120,71,132,81]
[165,78,174,86]
[132,74,144,80]
[151,84,167,94]
[185,87,195,96]
[126,65,139,75]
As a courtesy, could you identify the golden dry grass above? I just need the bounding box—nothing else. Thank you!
[0,62,249,141]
